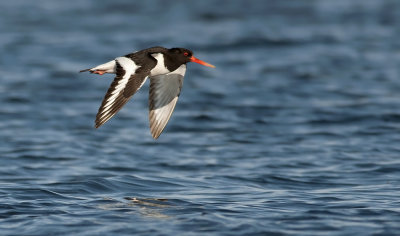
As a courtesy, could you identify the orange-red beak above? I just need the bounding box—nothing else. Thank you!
[190,56,215,68]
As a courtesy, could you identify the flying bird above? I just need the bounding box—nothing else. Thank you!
[80,46,215,139]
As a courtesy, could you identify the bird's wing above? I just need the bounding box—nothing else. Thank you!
[148,64,186,139]
[95,57,149,128]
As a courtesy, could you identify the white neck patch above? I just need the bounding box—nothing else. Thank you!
[150,53,170,76]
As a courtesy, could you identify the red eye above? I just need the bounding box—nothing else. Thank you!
[184,52,189,56]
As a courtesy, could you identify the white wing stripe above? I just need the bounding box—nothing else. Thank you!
[105,57,139,106]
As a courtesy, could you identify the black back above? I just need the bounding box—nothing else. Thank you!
[125,46,193,73]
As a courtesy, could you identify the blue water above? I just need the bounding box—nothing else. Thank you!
[1,0,400,235]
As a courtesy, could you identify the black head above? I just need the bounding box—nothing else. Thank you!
[167,47,215,68]
[168,48,193,64]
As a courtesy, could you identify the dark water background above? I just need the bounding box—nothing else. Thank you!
[1,0,400,235]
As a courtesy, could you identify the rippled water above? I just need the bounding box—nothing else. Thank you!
[1,0,400,235]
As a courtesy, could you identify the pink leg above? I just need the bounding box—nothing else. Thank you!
[91,70,107,75]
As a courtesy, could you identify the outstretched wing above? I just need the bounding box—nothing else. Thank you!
[95,57,149,128]
[148,64,186,139]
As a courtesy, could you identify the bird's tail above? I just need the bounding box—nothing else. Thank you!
[79,68,91,73]
[79,60,117,74]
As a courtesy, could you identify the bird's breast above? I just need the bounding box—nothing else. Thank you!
[149,53,171,76]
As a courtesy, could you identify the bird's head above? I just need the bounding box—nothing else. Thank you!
[168,48,215,68]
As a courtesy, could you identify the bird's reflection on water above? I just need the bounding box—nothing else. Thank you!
[98,197,172,219]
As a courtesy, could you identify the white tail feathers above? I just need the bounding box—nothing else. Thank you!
[80,60,117,74]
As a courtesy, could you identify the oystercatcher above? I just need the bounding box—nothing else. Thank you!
[80,46,215,139]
